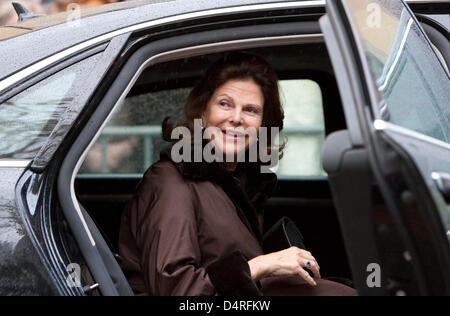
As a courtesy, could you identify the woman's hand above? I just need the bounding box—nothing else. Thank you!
[248,246,321,286]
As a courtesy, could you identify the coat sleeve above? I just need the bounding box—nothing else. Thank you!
[134,164,262,296]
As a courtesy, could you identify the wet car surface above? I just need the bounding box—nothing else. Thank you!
[0,0,449,296]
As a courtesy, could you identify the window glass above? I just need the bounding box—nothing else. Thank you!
[277,79,326,178]
[343,0,450,143]
[79,79,326,178]
[79,88,189,175]
[0,54,101,159]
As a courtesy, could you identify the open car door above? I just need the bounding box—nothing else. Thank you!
[320,0,450,295]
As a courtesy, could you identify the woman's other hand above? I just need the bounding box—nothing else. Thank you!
[248,246,321,286]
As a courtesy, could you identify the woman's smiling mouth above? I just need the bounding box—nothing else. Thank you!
[222,129,245,141]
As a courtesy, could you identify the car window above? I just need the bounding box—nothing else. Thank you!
[79,87,189,176]
[0,53,101,160]
[78,78,326,179]
[342,0,450,143]
[277,79,326,178]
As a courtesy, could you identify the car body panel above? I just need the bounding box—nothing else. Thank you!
[15,166,88,295]
[0,168,57,295]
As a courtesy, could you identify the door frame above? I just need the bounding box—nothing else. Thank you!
[56,21,328,295]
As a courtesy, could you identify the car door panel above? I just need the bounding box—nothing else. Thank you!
[320,0,450,295]
[0,167,57,295]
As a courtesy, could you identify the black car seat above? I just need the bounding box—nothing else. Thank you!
[322,129,384,295]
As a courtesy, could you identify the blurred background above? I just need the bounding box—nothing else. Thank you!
[0,0,124,25]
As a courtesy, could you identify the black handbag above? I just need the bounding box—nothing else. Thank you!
[262,216,306,254]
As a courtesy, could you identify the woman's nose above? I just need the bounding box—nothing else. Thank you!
[229,108,243,125]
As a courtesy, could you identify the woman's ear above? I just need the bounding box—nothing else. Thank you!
[201,113,206,128]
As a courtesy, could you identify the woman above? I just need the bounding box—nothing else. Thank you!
[118,52,355,296]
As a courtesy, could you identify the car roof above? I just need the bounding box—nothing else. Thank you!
[0,0,444,41]
[0,0,317,81]
[0,0,446,82]
[0,0,161,41]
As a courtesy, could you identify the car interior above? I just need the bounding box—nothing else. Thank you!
[72,41,354,288]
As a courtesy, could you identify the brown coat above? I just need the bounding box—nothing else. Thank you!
[119,143,276,296]
[119,143,357,296]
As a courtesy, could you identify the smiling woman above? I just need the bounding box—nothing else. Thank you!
[201,78,264,163]
[118,51,356,296]
[162,52,285,170]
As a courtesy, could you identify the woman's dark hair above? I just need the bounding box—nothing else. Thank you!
[162,51,286,159]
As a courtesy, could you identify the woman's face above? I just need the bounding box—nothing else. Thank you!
[201,79,264,157]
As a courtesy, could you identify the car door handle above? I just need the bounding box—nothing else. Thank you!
[432,172,450,203]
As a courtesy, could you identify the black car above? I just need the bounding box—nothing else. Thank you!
[0,0,449,296]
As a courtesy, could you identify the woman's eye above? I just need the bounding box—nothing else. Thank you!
[219,101,230,107]
[246,107,260,114]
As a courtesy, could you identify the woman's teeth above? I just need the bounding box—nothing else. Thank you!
[222,131,243,139]
[223,131,244,138]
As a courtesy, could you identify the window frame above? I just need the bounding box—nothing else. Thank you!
[77,77,331,180]
[75,35,329,180]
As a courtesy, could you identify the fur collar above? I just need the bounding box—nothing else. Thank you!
[159,140,278,243]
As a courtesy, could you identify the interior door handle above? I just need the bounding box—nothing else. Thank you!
[432,172,450,203]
